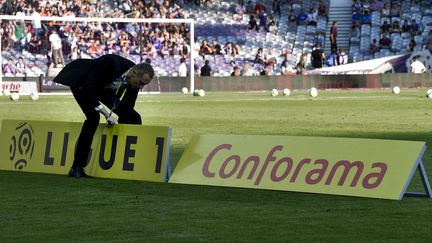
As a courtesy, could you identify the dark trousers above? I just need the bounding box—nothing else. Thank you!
[71,86,141,168]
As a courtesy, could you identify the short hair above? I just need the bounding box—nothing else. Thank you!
[133,63,155,78]
[145,58,151,64]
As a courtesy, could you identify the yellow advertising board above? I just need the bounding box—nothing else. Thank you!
[0,120,171,182]
[170,134,430,200]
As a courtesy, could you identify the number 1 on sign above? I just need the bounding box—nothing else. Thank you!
[155,137,164,173]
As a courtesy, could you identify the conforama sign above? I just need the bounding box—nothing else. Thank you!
[0,120,171,182]
[170,134,427,200]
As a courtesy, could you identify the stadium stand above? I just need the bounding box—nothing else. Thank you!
[1,0,431,78]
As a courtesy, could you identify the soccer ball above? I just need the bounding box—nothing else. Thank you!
[282,88,291,96]
[181,87,188,94]
[271,89,279,96]
[198,89,205,97]
[392,86,400,94]
[193,89,199,96]
[309,87,318,97]
[30,92,39,101]
[10,92,19,101]
[3,89,10,96]
[426,89,432,98]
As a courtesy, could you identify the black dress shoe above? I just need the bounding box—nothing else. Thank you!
[68,167,91,178]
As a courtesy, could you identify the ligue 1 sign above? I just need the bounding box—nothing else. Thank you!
[0,120,171,182]
[170,134,432,200]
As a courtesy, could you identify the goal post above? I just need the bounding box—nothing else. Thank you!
[0,15,195,93]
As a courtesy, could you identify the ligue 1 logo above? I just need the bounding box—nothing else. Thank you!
[9,122,35,170]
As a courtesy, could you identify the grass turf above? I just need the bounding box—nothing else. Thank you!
[0,89,432,241]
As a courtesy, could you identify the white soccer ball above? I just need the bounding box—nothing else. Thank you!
[30,92,39,101]
[181,87,188,94]
[10,92,19,101]
[193,89,199,96]
[426,89,432,98]
[3,89,10,96]
[198,89,205,97]
[392,86,400,94]
[271,89,279,96]
[309,87,318,97]
[282,88,291,96]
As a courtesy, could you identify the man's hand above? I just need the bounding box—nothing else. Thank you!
[106,115,118,128]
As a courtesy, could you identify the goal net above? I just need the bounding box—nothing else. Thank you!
[0,15,196,93]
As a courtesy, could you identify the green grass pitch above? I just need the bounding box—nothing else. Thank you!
[0,89,432,241]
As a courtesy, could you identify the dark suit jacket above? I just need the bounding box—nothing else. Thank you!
[54,54,136,108]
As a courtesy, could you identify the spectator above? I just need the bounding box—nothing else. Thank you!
[408,39,417,52]
[281,58,295,75]
[211,40,222,55]
[379,33,391,49]
[362,10,371,25]
[272,0,281,17]
[119,45,130,59]
[314,32,324,49]
[178,58,187,77]
[245,1,255,14]
[370,0,384,12]
[326,51,338,66]
[297,8,308,25]
[401,19,410,33]
[268,17,278,34]
[265,48,277,69]
[410,56,427,73]
[248,15,258,31]
[390,1,401,18]
[318,0,328,20]
[200,60,212,76]
[381,3,390,17]
[330,21,338,53]
[234,42,242,57]
[288,9,297,26]
[307,7,318,26]
[254,0,267,14]
[338,48,348,65]
[311,44,325,69]
[363,0,371,12]
[199,40,213,56]
[3,58,16,75]
[380,20,391,34]
[409,19,421,36]
[258,9,268,31]
[254,47,265,64]
[350,25,361,44]
[231,66,241,76]
[296,54,306,75]
[241,63,255,76]
[369,38,380,54]
[15,56,26,76]
[224,42,234,56]
[391,20,402,34]
[352,10,363,27]
[49,29,64,67]
[352,0,363,13]
[235,0,246,15]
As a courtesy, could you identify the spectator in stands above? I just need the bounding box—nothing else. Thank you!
[307,7,318,26]
[296,54,306,75]
[258,9,268,32]
[29,33,42,53]
[369,38,380,54]
[200,60,212,76]
[178,58,187,77]
[390,1,401,18]
[326,51,338,66]
[311,44,325,69]
[352,10,363,27]
[338,49,348,65]
[255,47,265,64]
[235,0,246,15]
[231,66,241,77]
[281,58,295,75]
[318,0,328,20]
[3,58,16,75]
[234,42,242,57]
[265,48,277,69]
[330,21,338,53]
[401,19,410,33]
[408,39,417,52]
[119,45,131,59]
[381,3,390,17]
[15,57,26,76]
[370,0,384,12]
[160,41,171,58]
[391,20,402,33]
[211,40,222,55]
[49,29,64,67]
[248,15,258,31]
[288,9,297,26]
[199,40,213,56]
[272,0,281,17]
[350,25,361,44]
[14,21,26,48]
[314,32,324,49]
[410,56,427,73]
[409,19,421,36]
[224,42,234,56]
[254,0,267,14]
[352,0,363,13]
[380,20,391,34]
[245,1,255,14]
[379,33,391,49]
[268,17,278,34]
[143,41,157,57]
[241,63,255,76]
[30,7,42,36]
[363,0,371,12]
[362,10,371,25]
[297,8,308,25]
